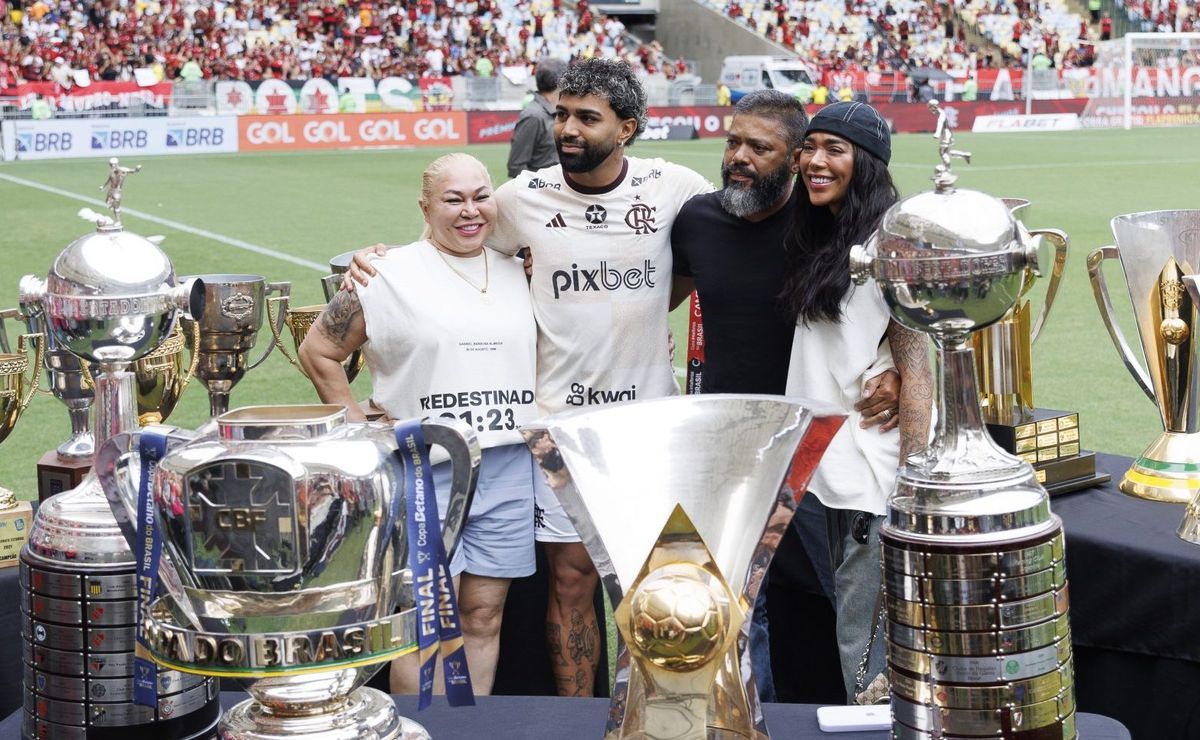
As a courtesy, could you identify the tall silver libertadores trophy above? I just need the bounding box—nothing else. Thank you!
[849,104,1077,739]
[1088,210,1200,503]
[180,273,290,418]
[17,159,220,739]
[523,395,844,740]
[97,405,478,740]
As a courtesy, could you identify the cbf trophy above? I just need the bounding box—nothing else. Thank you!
[973,200,1101,493]
[180,273,290,418]
[17,159,219,739]
[1088,211,1200,503]
[523,395,844,739]
[97,405,478,739]
[267,250,366,384]
[849,103,1077,739]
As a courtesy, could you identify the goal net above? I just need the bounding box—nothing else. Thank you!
[1078,32,1200,129]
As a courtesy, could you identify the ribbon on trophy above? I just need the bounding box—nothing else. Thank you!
[395,420,475,710]
[133,429,168,708]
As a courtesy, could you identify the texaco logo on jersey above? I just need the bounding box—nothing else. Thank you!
[584,204,608,230]
[625,199,658,235]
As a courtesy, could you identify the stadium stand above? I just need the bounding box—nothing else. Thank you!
[0,0,682,90]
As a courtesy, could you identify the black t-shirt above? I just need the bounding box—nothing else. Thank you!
[672,190,797,395]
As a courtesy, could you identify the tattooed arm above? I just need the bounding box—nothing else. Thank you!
[298,289,369,421]
[886,319,933,459]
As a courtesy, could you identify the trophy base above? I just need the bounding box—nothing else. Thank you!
[1035,452,1111,496]
[986,408,1080,466]
[220,686,430,740]
[1120,431,1200,504]
[37,450,92,503]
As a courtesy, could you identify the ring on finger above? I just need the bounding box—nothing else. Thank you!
[881,408,894,420]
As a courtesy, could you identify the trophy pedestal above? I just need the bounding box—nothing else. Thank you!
[36,450,92,503]
[985,408,1106,496]
[220,686,428,740]
[0,499,31,567]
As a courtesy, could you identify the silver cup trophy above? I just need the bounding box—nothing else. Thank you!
[181,273,291,418]
[97,405,479,740]
[15,304,94,461]
[1088,210,1200,503]
[523,394,845,740]
[849,103,1077,739]
[17,158,220,739]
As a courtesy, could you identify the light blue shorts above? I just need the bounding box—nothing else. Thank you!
[432,444,537,579]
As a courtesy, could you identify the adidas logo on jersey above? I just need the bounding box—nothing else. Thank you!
[545,213,567,228]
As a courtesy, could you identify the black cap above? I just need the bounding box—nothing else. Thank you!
[805,101,891,164]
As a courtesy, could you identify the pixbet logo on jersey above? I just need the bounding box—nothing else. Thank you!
[551,260,657,299]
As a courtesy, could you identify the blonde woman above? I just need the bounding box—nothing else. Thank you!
[299,153,538,695]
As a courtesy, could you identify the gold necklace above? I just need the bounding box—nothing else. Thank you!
[433,243,490,294]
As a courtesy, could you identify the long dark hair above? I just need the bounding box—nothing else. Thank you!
[780,146,899,324]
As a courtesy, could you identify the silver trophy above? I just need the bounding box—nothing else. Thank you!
[180,274,291,418]
[849,103,1077,739]
[16,304,94,460]
[18,159,220,738]
[323,249,357,301]
[97,405,478,740]
[1088,210,1200,503]
[523,395,844,740]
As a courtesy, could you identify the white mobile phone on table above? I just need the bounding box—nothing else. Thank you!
[816,704,891,733]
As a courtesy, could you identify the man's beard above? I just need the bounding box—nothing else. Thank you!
[556,135,617,174]
[719,161,792,218]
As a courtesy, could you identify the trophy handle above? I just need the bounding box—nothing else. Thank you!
[0,307,18,354]
[177,319,202,393]
[266,295,310,378]
[420,417,481,565]
[16,333,44,412]
[247,281,292,370]
[1027,228,1068,344]
[1087,246,1156,401]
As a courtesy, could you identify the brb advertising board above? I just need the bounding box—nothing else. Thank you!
[2,116,238,161]
[239,112,466,151]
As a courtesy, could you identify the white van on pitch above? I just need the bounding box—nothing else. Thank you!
[720,56,816,102]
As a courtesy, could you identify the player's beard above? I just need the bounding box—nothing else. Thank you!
[719,161,792,218]
[556,135,616,174]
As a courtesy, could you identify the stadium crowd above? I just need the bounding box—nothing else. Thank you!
[0,0,689,90]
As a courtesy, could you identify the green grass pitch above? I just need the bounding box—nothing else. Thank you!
[1,126,1198,500]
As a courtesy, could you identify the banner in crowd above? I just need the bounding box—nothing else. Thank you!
[1080,95,1200,127]
[216,77,447,115]
[2,80,174,112]
[238,112,466,151]
[1,115,237,161]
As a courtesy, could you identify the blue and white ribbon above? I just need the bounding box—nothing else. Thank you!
[133,430,168,708]
[395,421,475,709]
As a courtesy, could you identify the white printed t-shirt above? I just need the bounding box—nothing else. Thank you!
[356,240,538,449]
[489,157,713,415]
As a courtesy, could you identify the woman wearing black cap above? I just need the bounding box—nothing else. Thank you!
[780,101,933,703]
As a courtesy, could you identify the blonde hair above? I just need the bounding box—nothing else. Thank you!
[418,153,492,240]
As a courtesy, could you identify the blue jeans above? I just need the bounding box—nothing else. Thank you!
[827,509,886,702]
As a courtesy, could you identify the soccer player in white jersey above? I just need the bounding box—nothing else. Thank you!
[346,58,712,697]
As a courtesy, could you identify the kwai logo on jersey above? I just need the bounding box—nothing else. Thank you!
[584,204,608,229]
[624,201,658,234]
[565,382,637,406]
[528,177,561,190]
[550,260,657,299]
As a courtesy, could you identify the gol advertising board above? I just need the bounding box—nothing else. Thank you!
[2,116,237,161]
[239,112,467,151]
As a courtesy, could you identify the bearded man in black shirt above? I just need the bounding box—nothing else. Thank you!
[668,90,900,702]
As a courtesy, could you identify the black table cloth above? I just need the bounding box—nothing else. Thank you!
[0,693,1133,739]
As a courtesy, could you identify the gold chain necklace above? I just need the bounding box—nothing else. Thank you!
[433,243,489,294]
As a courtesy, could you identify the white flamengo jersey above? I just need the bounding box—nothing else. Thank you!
[490,157,713,415]
[357,240,538,449]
